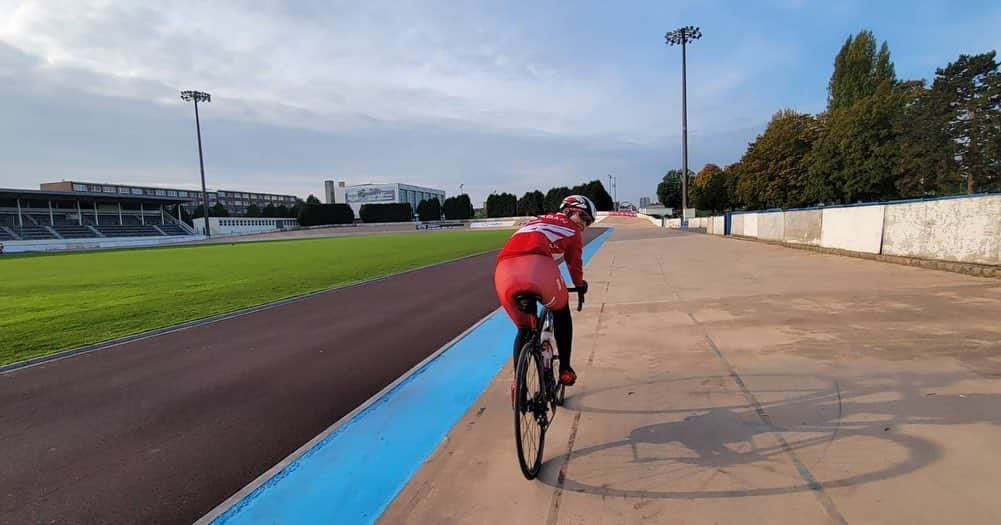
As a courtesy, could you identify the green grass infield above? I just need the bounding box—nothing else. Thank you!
[0,230,509,366]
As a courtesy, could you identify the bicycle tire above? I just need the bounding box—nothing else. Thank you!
[514,341,547,479]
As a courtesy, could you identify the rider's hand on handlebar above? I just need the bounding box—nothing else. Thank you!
[578,280,588,295]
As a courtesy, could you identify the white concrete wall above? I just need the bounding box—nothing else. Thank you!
[820,205,885,254]
[731,214,745,236]
[635,213,663,227]
[743,213,759,237]
[757,212,785,240]
[711,216,725,235]
[782,209,823,246]
[882,195,1001,265]
[657,195,998,267]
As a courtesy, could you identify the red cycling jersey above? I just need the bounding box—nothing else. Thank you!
[496,213,584,286]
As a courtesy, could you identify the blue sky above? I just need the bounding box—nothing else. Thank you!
[1,1,999,205]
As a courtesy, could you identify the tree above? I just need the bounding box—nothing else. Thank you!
[570,180,614,211]
[442,194,474,220]
[517,190,545,216]
[306,194,321,205]
[828,30,896,111]
[722,163,743,210]
[894,81,963,197]
[486,192,517,218]
[276,204,290,218]
[416,198,442,222]
[690,163,732,213]
[289,198,306,219]
[929,51,1001,193]
[807,82,910,204]
[245,204,262,217]
[262,204,278,217]
[656,169,694,212]
[737,109,818,209]
[210,203,229,217]
[543,186,572,212]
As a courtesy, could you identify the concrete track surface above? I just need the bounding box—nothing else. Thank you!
[382,216,1001,525]
[0,228,601,525]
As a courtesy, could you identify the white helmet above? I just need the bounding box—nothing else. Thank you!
[560,195,597,222]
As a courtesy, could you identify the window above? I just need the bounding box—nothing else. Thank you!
[131,188,143,195]
[167,191,177,197]
[73,183,87,192]
[117,187,130,194]
[155,190,166,196]
[178,191,188,197]
[103,186,116,193]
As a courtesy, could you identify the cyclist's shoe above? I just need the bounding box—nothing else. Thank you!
[559,368,577,386]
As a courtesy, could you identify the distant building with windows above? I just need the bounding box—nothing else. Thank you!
[39,181,298,217]
[325,181,445,216]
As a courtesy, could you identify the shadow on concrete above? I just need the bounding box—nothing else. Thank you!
[540,371,1001,499]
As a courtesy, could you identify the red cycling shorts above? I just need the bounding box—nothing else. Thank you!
[494,254,568,329]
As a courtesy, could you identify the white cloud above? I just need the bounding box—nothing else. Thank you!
[0,0,784,142]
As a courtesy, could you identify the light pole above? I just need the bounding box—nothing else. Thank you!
[181,90,212,236]
[607,174,617,209]
[665,25,701,226]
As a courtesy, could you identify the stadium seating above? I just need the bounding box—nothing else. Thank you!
[158,224,188,236]
[0,211,192,240]
[94,225,164,237]
[54,225,99,238]
[11,226,56,240]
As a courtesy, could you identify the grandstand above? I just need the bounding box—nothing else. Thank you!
[0,188,195,243]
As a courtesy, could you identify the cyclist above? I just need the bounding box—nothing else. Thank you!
[494,195,595,396]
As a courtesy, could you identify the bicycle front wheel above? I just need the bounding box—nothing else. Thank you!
[514,342,547,479]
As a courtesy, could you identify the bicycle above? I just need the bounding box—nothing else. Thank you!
[512,286,585,479]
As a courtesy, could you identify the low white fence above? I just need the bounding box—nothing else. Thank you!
[0,234,203,254]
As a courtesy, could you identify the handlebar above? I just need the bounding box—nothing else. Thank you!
[567,287,585,312]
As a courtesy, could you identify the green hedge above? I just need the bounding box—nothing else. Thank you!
[417,199,442,222]
[297,203,355,226]
[359,203,414,222]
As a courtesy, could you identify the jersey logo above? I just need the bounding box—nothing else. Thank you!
[515,223,576,242]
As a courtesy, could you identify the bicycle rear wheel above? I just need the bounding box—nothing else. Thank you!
[514,341,547,479]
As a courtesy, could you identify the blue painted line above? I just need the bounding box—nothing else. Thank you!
[210,227,614,525]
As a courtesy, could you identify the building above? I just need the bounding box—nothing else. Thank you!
[324,180,346,204]
[40,181,298,217]
[192,217,299,236]
[639,197,652,209]
[332,181,445,215]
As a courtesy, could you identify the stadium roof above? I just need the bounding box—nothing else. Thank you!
[0,187,189,204]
